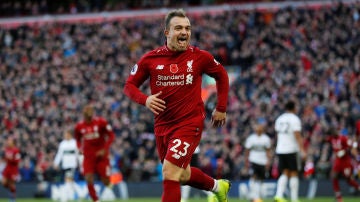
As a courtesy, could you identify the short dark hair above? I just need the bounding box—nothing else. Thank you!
[285,100,295,111]
[164,8,187,30]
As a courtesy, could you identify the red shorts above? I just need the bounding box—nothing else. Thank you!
[82,155,111,178]
[155,119,203,168]
[332,158,353,177]
[2,165,19,181]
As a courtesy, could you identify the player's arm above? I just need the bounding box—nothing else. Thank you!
[53,143,63,169]
[349,138,358,157]
[74,126,82,153]
[266,146,272,170]
[244,138,251,169]
[74,144,82,167]
[244,148,250,168]
[92,118,115,157]
[123,62,151,106]
[201,51,229,127]
[6,150,21,164]
[99,118,115,152]
[335,137,353,158]
[104,123,115,151]
[14,151,21,164]
[294,130,306,158]
[124,63,166,114]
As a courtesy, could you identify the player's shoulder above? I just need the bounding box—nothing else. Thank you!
[146,45,202,54]
[280,112,292,118]
[75,121,84,128]
[247,133,257,141]
[145,45,171,56]
[197,47,211,55]
[136,47,163,64]
[262,134,271,140]
[194,46,215,58]
[94,116,108,124]
[279,112,300,121]
[14,146,21,152]
[340,135,350,142]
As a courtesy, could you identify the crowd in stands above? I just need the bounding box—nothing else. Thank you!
[1,1,360,184]
[0,0,282,18]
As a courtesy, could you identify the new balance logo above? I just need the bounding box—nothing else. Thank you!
[156,65,164,70]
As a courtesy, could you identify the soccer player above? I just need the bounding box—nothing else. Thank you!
[53,130,80,182]
[326,127,360,202]
[1,136,21,202]
[244,123,272,202]
[74,104,115,202]
[123,8,230,202]
[274,100,305,202]
[53,130,80,201]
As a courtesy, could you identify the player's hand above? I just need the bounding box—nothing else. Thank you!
[336,150,345,158]
[211,109,226,128]
[146,91,166,115]
[245,159,250,169]
[300,149,307,160]
[265,162,271,171]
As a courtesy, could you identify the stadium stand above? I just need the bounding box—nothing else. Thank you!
[0,0,359,186]
[0,0,290,18]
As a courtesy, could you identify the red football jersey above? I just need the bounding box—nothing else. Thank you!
[328,135,354,161]
[124,45,229,135]
[74,117,115,156]
[3,146,20,167]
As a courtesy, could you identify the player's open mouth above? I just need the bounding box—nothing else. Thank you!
[178,37,187,45]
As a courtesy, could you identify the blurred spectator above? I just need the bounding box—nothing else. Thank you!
[0,0,290,18]
[19,156,35,182]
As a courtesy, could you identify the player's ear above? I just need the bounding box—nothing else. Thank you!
[164,29,169,37]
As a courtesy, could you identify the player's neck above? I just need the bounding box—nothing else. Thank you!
[84,118,93,123]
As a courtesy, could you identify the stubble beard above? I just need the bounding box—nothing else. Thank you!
[174,42,188,52]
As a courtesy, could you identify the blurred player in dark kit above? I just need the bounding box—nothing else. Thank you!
[244,124,272,202]
[274,100,305,202]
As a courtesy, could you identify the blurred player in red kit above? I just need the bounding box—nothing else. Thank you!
[326,127,360,202]
[124,8,230,202]
[74,104,115,202]
[1,136,20,202]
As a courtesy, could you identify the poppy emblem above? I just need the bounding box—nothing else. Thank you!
[170,64,178,73]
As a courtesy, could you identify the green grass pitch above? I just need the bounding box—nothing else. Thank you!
[0,197,359,202]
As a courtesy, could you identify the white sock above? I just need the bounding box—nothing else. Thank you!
[289,176,299,201]
[275,174,288,198]
[254,180,262,199]
[203,190,213,196]
[248,178,255,200]
[181,185,191,200]
[212,179,219,192]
